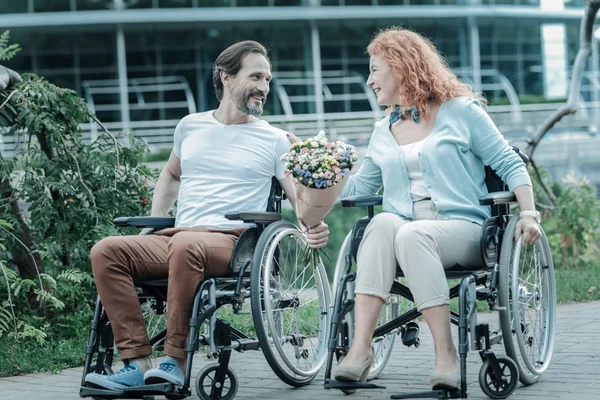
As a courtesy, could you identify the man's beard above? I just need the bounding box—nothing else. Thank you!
[233,88,265,116]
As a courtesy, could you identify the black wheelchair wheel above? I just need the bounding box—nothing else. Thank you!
[478,356,519,399]
[331,229,400,381]
[498,215,556,386]
[195,363,238,400]
[250,220,331,387]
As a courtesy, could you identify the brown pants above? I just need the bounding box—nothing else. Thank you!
[90,227,245,360]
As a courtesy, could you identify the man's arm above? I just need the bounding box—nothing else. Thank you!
[278,175,329,249]
[150,150,182,217]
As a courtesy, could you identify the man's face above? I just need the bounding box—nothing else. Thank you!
[226,53,272,116]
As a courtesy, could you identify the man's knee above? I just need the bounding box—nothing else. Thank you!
[90,236,124,278]
[168,232,203,269]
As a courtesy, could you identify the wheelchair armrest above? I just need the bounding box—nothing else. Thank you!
[224,211,282,224]
[341,195,383,208]
[113,216,176,228]
[479,191,516,206]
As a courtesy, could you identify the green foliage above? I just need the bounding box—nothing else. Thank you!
[541,174,600,269]
[0,31,20,62]
[0,69,156,375]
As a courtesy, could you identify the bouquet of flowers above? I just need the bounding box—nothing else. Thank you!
[281,131,358,259]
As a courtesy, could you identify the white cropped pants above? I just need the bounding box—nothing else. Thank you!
[355,200,482,311]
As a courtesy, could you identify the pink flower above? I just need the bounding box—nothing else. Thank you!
[324,171,333,179]
[300,147,309,155]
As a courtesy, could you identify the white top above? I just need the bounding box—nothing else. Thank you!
[173,111,291,229]
[399,138,430,202]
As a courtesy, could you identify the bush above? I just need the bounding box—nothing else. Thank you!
[0,34,157,373]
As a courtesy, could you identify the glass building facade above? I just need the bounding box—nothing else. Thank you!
[1,0,597,122]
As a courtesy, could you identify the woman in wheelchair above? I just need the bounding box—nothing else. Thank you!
[331,27,542,391]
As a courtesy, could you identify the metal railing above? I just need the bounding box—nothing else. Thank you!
[2,102,598,159]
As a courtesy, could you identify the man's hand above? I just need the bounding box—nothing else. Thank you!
[514,216,541,245]
[301,221,329,249]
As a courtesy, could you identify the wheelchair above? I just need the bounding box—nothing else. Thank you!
[324,148,556,399]
[79,178,331,400]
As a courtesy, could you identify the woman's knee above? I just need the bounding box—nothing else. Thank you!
[394,223,435,253]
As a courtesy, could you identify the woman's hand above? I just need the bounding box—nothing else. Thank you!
[514,216,541,245]
[301,221,330,249]
[286,131,301,144]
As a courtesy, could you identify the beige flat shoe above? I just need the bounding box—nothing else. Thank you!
[430,369,460,391]
[333,352,374,382]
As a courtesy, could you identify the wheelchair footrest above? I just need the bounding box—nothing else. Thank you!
[324,379,386,390]
[80,387,125,399]
[124,382,174,394]
[391,389,462,399]
[124,382,190,397]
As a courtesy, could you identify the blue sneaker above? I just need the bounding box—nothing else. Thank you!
[144,357,185,386]
[85,361,145,390]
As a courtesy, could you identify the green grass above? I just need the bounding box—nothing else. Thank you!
[0,335,87,377]
[554,263,600,303]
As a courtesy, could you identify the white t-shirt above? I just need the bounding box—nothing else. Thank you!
[173,111,291,229]
[400,138,431,202]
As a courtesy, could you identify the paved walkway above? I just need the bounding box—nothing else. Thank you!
[1,301,599,400]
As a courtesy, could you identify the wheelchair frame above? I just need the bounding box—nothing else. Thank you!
[79,178,331,400]
[324,148,556,400]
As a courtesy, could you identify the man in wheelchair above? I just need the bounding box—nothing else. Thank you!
[326,27,545,397]
[83,40,327,393]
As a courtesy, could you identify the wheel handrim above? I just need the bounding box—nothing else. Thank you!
[509,235,556,375]
[261,227,329,377]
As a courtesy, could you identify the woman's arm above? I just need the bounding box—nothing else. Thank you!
[340,152,383,198]
[467,99,531,192]
[513,185,541,245]
[465,99,541,245]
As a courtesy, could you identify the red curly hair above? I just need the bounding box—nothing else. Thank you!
[367,27,486,119]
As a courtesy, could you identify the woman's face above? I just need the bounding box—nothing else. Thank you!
[367,55,400,106]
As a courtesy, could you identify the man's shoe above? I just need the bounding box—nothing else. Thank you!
[84,361,145,391]
[144,357,185,387]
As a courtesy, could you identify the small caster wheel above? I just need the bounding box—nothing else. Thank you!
[88,362,113,375]
[341,388,357,395]
[195,363,238,400]
[479,356,519,399]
